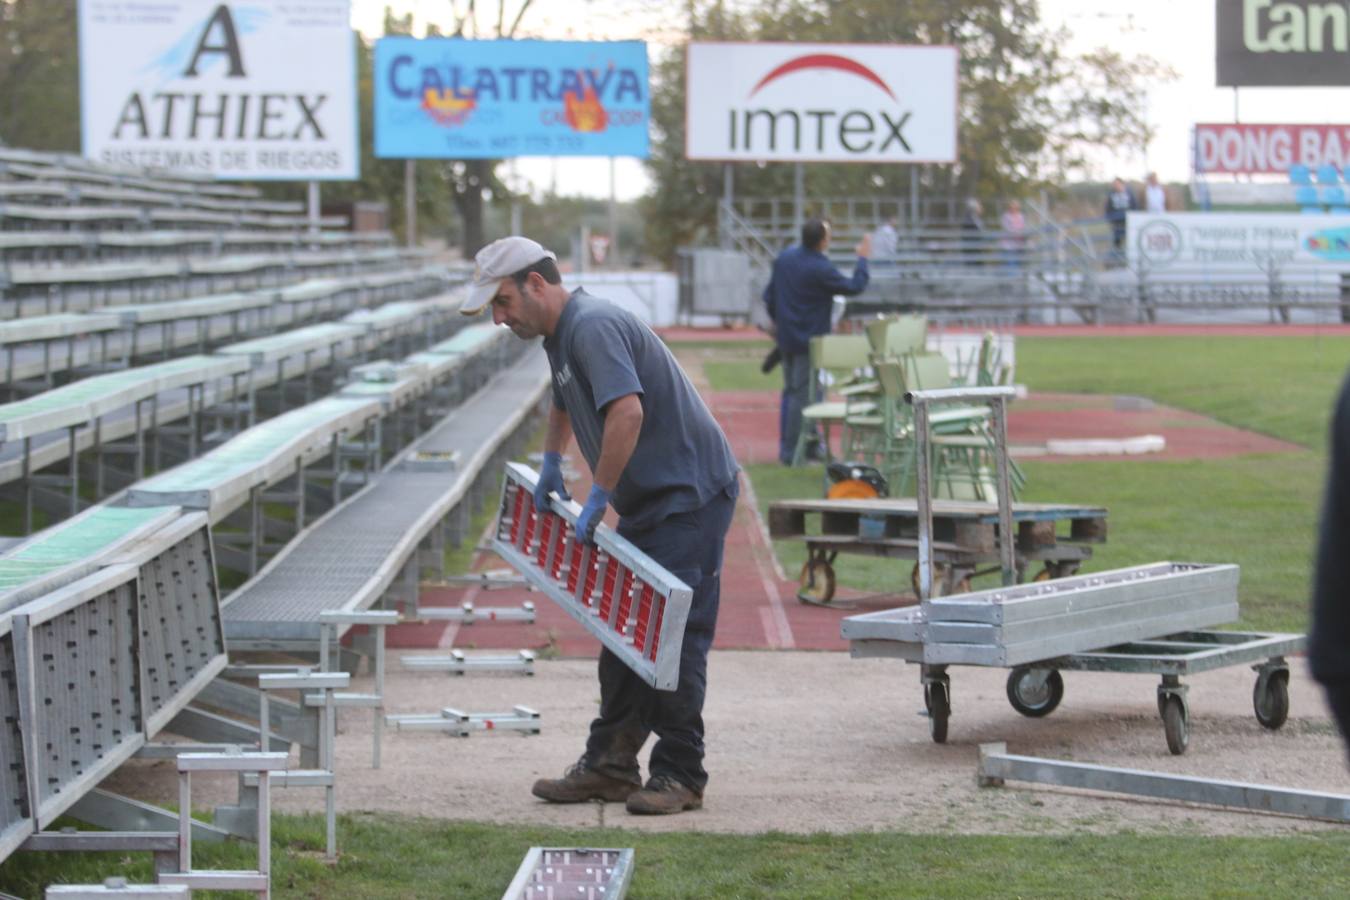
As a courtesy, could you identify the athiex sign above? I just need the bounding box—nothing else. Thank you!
[1217,0,1350,85]
[685,42,957,163]
[78,0,357,179]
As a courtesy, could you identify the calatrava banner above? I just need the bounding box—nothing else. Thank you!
[78,0,358,180]
[1195,123,1350,176]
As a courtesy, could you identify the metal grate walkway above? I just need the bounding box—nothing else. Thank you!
[221,348,549,645]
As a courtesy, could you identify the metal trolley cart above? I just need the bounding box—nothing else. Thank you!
[840,386,1305,755]
[844,583,1304,755]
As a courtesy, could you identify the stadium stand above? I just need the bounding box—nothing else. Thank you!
[0,149,554,882]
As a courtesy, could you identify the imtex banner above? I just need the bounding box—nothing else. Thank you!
[685,42,958,163]
[373,38,649,159]
[78,1,358,180]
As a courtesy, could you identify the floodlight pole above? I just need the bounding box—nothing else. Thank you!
[404,160,417,247]
[609,157,619,269]
[793,162,804,237]
[307,181,320,236]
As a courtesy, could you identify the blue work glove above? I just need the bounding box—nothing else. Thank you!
[575,484,611,543]
[534,451,570,512]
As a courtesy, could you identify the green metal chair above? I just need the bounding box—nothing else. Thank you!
[791,333,872,467]
[903,352,1025,501]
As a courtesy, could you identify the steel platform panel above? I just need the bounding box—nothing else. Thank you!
[0,505,182,615]
[116,290,274,326]
[922,563,1240,625]
[0,354,251,443]
[214,322,365,368]
[0,613,34,864]
[122,396,381,520]
[426,324,507,357]
[11,565,147,830]
[502,847,634,900]
[6,259,182,288]
[403,350,468,383]
[221,354,549,643]
[0,313,122,347]
[492,462,692,691]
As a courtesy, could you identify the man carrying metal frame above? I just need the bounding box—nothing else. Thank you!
[460,236,740,815]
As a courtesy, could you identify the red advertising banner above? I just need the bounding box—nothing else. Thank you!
[1196,124,1350,175]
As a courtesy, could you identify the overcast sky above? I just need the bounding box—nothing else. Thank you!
[351,0,1350,199]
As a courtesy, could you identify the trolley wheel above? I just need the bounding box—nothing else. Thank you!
[1161,695,1189,755]
[796,558,836,605]
[1005,667,1064,718]
[1253,670,1290,730]
[911,563,971,598]
[924,681,951,744]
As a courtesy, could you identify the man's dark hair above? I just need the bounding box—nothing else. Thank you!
[511,256,562,288]
[801,219,828,250]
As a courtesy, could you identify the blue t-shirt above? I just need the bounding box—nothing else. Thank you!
[544,289,739,530]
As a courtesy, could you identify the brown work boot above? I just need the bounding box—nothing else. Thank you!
[624,774,703,815]
[531,759,641,804]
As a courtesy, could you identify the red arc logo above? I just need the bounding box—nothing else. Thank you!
[749,54,895,100]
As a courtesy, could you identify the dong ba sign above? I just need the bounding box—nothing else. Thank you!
[685,42,957,163]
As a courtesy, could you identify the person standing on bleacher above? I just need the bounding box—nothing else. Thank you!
[460,236,741,815]
[762,219,871,465]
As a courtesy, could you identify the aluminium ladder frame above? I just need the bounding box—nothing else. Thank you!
[492,462,694,691]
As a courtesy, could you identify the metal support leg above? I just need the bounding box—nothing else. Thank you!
[21,436,32,534]
[67,424,79,518]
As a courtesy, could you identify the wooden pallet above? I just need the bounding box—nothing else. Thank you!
[768,498,1108,555]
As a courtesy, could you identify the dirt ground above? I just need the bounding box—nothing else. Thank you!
[109,651,1348,836]
[105,337,1350,836]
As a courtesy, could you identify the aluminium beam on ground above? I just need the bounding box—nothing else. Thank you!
[385,705,541,737]
[976,742,1350,823]
[46,879,188,899]
[411,599,536,624]
[400,649,536,676]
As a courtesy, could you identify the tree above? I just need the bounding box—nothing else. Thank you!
[438,1,538,255]
[642,0,1173,264]
[0,0,79,151]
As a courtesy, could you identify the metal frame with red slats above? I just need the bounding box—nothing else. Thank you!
[491,462,693,690]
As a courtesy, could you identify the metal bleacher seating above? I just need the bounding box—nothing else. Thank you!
[1,509,226,862]
[221,335,542,653]
[0,148,553,886]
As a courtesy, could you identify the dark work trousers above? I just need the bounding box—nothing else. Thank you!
[779,350,817,464]
[583,479,739,794]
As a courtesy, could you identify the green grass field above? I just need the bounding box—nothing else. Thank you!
[3,333,1348,898]
[5,817,1348,898]
[725,334,1350,633]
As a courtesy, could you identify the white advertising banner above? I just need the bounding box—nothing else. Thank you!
[78,1,358,180]
[1127,212,1350,273]
[685,42,957,163]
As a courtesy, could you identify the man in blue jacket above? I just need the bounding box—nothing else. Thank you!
[763,219,871,465]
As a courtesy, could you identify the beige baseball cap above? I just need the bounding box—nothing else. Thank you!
[459,236,557,315]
